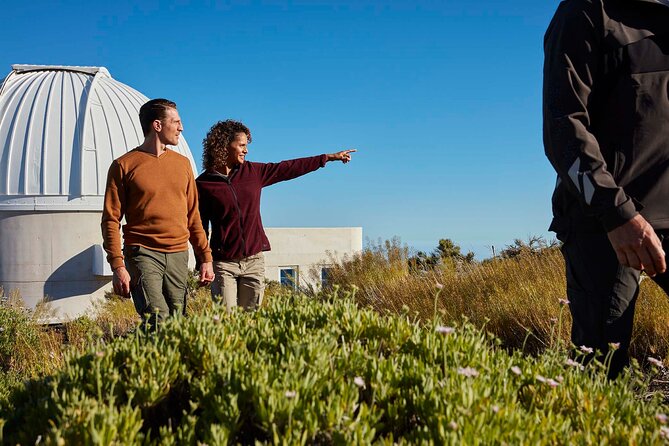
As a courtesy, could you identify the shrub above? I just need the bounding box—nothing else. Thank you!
[1,292,668,445]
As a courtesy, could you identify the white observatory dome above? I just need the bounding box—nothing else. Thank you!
[0,64,198,321]
[0,64,196,210]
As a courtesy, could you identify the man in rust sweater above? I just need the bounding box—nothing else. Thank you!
[102,99,214,326]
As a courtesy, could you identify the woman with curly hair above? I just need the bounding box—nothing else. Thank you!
[196,119,355,310]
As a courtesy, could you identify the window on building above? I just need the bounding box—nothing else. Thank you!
[280,267,298,289]
[321,267,333,288]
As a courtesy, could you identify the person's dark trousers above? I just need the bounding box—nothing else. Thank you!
[561,232,669,379]
[123,245,189,330]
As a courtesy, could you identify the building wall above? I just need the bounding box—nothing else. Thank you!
[0,211,110,322]
[263,227,362,289]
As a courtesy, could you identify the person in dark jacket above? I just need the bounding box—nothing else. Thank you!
[196,119,355,310]
[544,0,669,378]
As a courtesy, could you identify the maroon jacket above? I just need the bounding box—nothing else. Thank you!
[196,155,327,261]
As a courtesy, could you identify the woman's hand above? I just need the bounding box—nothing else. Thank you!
[327,149,356,164]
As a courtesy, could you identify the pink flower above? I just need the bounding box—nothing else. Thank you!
[213,315,221,323]
[660,426,669,439]
[457,367,479,378]
[558,298,570,306]
[546,378,560,388]
[510,366,522,376]
[579,345,594,354]
[95,351,105,358]
[492,405,500,413]
[285,390,296,399]
[435,282,444,290]
[565,358,584,370]
[435,325,455,335]
[536,375,546,383]
[448,421,458,430]
[648,357,664,368]
[609,342,620,350]
[656,413,668,424]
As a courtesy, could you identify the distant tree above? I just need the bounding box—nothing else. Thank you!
[499,236,559,259]
[408,238,475,271]
[436,238,475,264]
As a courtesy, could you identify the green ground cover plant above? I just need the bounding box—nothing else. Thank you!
[2,291,669,445]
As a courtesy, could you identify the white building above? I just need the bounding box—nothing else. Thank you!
[0,64,361,321]
[264,227,362,290]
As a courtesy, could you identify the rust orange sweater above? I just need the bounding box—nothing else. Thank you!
[101,148,212,270]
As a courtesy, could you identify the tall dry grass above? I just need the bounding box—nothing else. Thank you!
[324,240,669,360]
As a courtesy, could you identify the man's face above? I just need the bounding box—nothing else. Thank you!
[226,132,248,166]
[157,108,183,146]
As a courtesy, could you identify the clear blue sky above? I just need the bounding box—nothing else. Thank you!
[1,0,561,258]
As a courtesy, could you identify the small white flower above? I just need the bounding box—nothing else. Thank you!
[536,375,546,383]
[285,390,296,399]
[95,351,105,358]
[660,426,669,439]
[492,405,500,413]
[546,378,560,388]
[558,298,570,306]
[0,327,5,332]
[435,282,444,290]
[656,413,668,424]
[609,342,620,350]
[555,375,564,382]
[448,421,458,430]
[565,358,585,370]
[579,345,594,354]
[457,367,479,378]
[550,317,558,323]
[354,376,366,388]
[510,366,522,376]
[649,357,665,368]
[212,315,221,322]
[435,325,455,335]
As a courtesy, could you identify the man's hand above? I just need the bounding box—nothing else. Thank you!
[199,262,215,286]
[327,149,356,164]
[607,214,666,276]
[112,266,131,298]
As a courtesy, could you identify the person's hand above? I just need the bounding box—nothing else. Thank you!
[112,266,131,298]
[199,262,215,286]
[607,214,666,276]
[327,149,356,164]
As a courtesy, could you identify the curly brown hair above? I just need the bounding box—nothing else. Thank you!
[202,120,252,172]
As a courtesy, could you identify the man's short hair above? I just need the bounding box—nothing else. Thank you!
[139,99,177,136]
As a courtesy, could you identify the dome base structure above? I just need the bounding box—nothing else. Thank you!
[0,212,110,322]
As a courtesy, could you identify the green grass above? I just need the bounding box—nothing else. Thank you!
[2,291,669,445]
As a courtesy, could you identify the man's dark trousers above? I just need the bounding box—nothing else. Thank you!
[562,232,669,378]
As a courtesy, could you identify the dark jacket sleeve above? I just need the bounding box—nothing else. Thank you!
[195,180,211,269]
[258,154,328,187]
[543,0,637,231]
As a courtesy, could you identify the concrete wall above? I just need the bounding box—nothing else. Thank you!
[263,227,363,289]
[0,211,110,322]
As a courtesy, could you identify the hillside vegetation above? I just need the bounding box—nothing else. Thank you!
[2,292,669,445]
[1,239,669,443]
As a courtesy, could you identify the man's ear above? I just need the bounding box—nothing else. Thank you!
[152,119,162,133]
